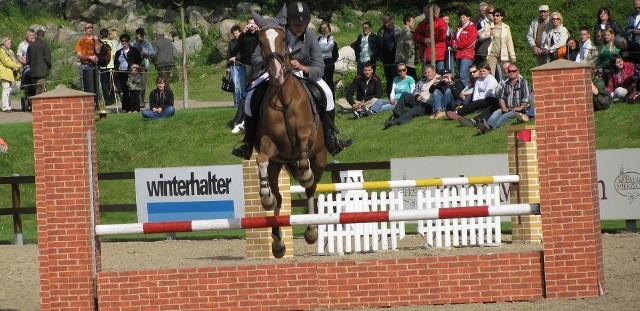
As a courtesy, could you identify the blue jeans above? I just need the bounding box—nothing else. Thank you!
[487,109,516,129]
[370,99,394,113]
[230,64,246,108]
[457,58,473,86]
[432,89,455,112]
[142,106,175,120]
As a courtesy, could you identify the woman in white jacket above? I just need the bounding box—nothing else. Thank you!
[481,8,516,80]
[542,12,570,62]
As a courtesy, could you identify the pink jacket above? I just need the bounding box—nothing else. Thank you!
[450,22,478,60]
[608,62,637,101]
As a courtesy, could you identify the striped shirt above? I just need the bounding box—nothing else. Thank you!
[499,77,530,109]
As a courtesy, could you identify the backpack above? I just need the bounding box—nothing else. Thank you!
[96,41,112,68]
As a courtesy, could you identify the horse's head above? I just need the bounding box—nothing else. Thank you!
[258,27,288,85]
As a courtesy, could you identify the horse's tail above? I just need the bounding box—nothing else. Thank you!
[284,162,300,181]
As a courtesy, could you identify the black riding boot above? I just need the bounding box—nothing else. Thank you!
[324,109,353,156]
[231,115,256,160]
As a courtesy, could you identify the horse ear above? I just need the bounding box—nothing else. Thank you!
[252,10,267,28]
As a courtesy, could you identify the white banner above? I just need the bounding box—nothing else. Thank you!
[135,165,244,223]
[391,149,640,220]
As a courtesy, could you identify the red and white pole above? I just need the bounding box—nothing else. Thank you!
[95,203,540,236]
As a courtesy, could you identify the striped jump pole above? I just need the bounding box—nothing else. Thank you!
[290,175,519,193]
[95,203,539,236]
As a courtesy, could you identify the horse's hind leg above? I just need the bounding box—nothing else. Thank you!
[304,152,327,244]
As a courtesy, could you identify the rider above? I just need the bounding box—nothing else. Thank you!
[231,2,353,160]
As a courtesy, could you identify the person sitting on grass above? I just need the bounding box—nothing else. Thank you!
[382,64,437,129]
[476,64,530,134]
[447,63,500,126]
[142,76,175,120]
[607,56,637,102]
[592,68,612,110]
[336,61,384,118]
[369,62,415,114]
[429,68,467,119]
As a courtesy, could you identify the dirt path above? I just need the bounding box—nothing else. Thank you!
[0,233,638,311]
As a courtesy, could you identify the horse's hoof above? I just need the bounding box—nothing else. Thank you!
[272,240,286,258]
[261,197,276,211]
[304,225,318,244]
[300,177,314,189]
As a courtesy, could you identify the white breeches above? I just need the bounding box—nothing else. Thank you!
[244,71,335,117]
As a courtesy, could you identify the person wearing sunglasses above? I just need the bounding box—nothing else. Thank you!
[481,8,516,80]
[595,7,623,39]
[474,4,495,65]
[383,65,438,129]
[446,63,499,124]
[369,62,416,115]
[476,65,531,134]
[526,5,551,65]
[542,12,569,62]
[113,33,142,113]
[75,23,100,105]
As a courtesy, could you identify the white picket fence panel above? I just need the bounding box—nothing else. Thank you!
[317,191,405,255]
[417,184,502,248]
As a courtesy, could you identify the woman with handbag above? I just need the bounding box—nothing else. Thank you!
[542,12,569,62]
[0,37,21,113]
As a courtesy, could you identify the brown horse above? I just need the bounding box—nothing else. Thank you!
[255,27,327,258]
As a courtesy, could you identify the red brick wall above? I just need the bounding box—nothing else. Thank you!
[532,61,605,298]
[32,89,101,311]
[96,252,544,310]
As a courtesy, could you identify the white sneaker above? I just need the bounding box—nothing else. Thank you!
[231,122,244,134]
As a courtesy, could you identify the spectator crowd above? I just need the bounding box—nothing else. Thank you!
[1,1,638,128]
[0,22,175,119]
[221,1,639,139]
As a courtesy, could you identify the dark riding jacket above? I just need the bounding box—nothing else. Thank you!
[251,27,325,80]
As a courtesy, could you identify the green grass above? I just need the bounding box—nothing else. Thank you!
[1,102,639,243]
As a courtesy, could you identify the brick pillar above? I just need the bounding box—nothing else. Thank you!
[532,59,605,298]
[32,86,100,310]
[507,124,542,243]
[243,153,294,258]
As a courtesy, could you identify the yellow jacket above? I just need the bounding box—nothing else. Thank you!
[0,47,20,82]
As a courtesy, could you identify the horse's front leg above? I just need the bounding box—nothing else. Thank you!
[297,124,315,188]
[256,138,278,211]
[266,161,286,258]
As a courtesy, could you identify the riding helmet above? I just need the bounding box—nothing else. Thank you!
[287,2,311,25]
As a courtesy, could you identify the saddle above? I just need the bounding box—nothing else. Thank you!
[249,75,324,117]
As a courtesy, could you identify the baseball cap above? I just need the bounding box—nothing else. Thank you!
[439,68,452,75]
[539,5,549,11]
[135,27,146,35]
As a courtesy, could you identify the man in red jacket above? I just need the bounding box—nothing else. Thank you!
[414,4,448,72]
